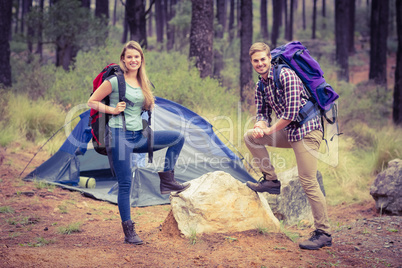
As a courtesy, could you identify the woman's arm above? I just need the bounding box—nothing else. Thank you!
[87,80,125,115]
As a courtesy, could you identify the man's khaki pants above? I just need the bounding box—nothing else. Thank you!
[244,129,331,234]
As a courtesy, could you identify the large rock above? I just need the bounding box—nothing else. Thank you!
[370,159,402,215]
[262,166,326,226]
[170,171,281,237]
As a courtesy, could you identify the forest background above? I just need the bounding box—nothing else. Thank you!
[0,0,401,208]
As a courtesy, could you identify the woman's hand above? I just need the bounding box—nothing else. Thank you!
[111,101,126,114]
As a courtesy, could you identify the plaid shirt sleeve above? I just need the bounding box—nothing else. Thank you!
[255,82,272,125]
[279,68,304,121]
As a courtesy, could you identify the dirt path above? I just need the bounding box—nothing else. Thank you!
[0,145,401,267]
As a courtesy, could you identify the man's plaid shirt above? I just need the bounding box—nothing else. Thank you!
[255,67,323,142]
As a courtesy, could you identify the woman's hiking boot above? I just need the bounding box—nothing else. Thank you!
[299,229,332,250]
[121,220,143,245]
[246,179,281,194]
[158,170,190,195]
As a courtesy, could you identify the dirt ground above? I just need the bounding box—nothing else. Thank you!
[0,145,401,268]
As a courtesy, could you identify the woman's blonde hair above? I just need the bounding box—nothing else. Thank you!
[119,41,155,110]
[249,42,271,59]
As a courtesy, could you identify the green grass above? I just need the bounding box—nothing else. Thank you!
[0,206,15,214]
[255,225,270,235]
[6,216,40,226]
[34,180,56,191]
[188,228,198,245]
[224,236,238,242]
[279,221,300,243]
[57,205,68,214]
[58,222,82,234]
[20,237,56,247]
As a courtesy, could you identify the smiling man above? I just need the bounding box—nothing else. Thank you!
[244,42,332,250]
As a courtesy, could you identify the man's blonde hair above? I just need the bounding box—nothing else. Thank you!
[249,42,271,59]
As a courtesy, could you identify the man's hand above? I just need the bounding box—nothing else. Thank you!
[253,121,269,138]
[252,119,292,139]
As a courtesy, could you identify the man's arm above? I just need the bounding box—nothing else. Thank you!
[253,118,291,138]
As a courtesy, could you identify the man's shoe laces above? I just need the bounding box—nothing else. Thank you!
[308,230,322,241]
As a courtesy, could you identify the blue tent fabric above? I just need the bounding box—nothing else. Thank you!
[60,110,93,156]
[25,97,256,207]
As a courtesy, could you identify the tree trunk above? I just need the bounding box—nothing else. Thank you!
[322,0,326,29]
[148,5,153,37]
[189,0,214,78]
[271,0,281,47]
[155,0,164,44]
[54,29,80,71]
[393,0,402,125]
[260,0,268,40]
[228,0,235,41]
[369,0,388,85]
[0,0,12,87]
[237,0,241,38]
[21,0,30,33]
[35,0,45,59]
[302,0,306,30]
[166,0,177,51]
[240,0,253,103]
[348,0,356,54]
[217,0,227,31]
[335,0,349,81]
[126,0,148,48]
[14,0,20,35]
[95,0,109,19]
[113,0,117,26]
[284,0,288,40]
[288,0,294,40]
[26,0,34,57]
[312,0,317,39]
[122,13,128,43]
[81,0,91,8]
[322,0,326,16]
[214,0,226,78]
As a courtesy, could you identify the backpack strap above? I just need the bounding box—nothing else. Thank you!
[146,82,156,163]
[146,110,153,163]
[115,71,134,131]
[272,63,290,104]
[324,104,343,141]
[257,77,268,117]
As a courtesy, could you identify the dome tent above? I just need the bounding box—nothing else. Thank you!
[24,97,255,207]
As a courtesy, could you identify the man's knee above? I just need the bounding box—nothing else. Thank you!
[299,176,322,195]
[243,129,255,145]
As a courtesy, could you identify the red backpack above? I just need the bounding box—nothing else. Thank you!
[89,63,130,155]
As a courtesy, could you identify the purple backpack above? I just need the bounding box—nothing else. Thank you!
[269,41,339,130]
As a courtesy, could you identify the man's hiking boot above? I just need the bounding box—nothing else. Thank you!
[299,229,332,250]
[246,179,281,194]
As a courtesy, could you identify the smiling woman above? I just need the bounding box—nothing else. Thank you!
[87,41,190,245]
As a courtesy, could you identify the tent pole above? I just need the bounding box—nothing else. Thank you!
[19,114,81,179]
